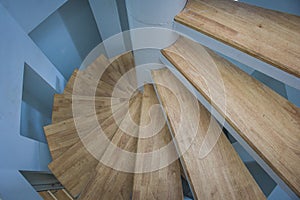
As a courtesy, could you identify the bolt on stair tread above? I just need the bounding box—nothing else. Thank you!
[48,100,130,198]
[44,102,126,160]
[175,0,300,78]
[162,36,300,196]
[78,93,142,200]
[52,94,127,123]
[152,68,265,199]
[132,84,183,200]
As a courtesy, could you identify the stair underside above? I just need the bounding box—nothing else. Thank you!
[162,36,300,196]
[175,0,300,78]
[152,68,265,199]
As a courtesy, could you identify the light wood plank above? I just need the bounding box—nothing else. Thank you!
[162,36,300,197]
[152,68,266,200]
[163,36,300,196]
[64,69,126,97]
[39,191,56,200]
[132,84,183,200]
[175,0,300,77]
[44,102,125,159]
[78,93,142,200]
[52,94,126,123]
[52,189,73,200]
[48,101,129,197]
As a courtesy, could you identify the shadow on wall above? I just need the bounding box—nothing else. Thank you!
[21,63,56,143]
[29,0,101,80]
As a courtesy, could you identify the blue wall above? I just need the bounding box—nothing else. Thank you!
[29,0,101,79]
[0,3,65,199]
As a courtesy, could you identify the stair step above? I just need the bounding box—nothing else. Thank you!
[52,189,73,200]
[152,68,265,199]
[39,191,56,200]
[161,36,300,196]
[175,0,300,77]
[132,84,183,200]
[52,94,126,123]
[78,93,142,200]
[48,100,130,198]
[64,69,126,97]
[109,52,138,89]
[44,102,125,159]
[83,54,110,81]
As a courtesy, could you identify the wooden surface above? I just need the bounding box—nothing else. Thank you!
[64,52,137,97]
[44,102,125,159]
[152,68,265,200]
[175,0,300,77]
[132,84,183,200]
[48,102,128,197]
[53,190,73,200]
[39,190,73,200]
[162,36,300,196]
[52,94,126,123]
[64,69,124,97]
[78,93,142,200]
[39,191,56,200]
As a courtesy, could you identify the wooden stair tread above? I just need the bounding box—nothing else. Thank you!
[78,93,142,200]
[64,52,137,98]
[48,100,129,197]
[152,68,265,199]
[39,191,56,200]
[175,0,300,77]
[82,54,110,81]
[52,189,73,200]
[132,84,183,200]
[52,94,126,123]
[44,102,126,159]
[84,53,136,93]
[162,36,300,196]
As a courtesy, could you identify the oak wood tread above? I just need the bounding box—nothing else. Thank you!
[44,102,126,160]
[152,68,266,200]
[161,36,300,196]
[175,0,300,77]
[52,94,126,123]
[78,93,142,200]
[132,84,183,200]
[48,102,128,197]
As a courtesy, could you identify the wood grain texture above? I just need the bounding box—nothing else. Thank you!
[52,189,73,200]
[132,84,183,200]
[64,52,137,98]
[64,69,126,97]
[48,102,128,197]
[175,0,300,77]
[44,102,125,160]
[152,68,265,200]
[78,93,142,200]
[39,191,56,200]
[162,36,300,196]
[52,94,126,123]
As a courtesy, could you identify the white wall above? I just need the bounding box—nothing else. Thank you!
[0,4,66,199]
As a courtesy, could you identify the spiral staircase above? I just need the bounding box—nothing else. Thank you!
[41,0,300,199]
